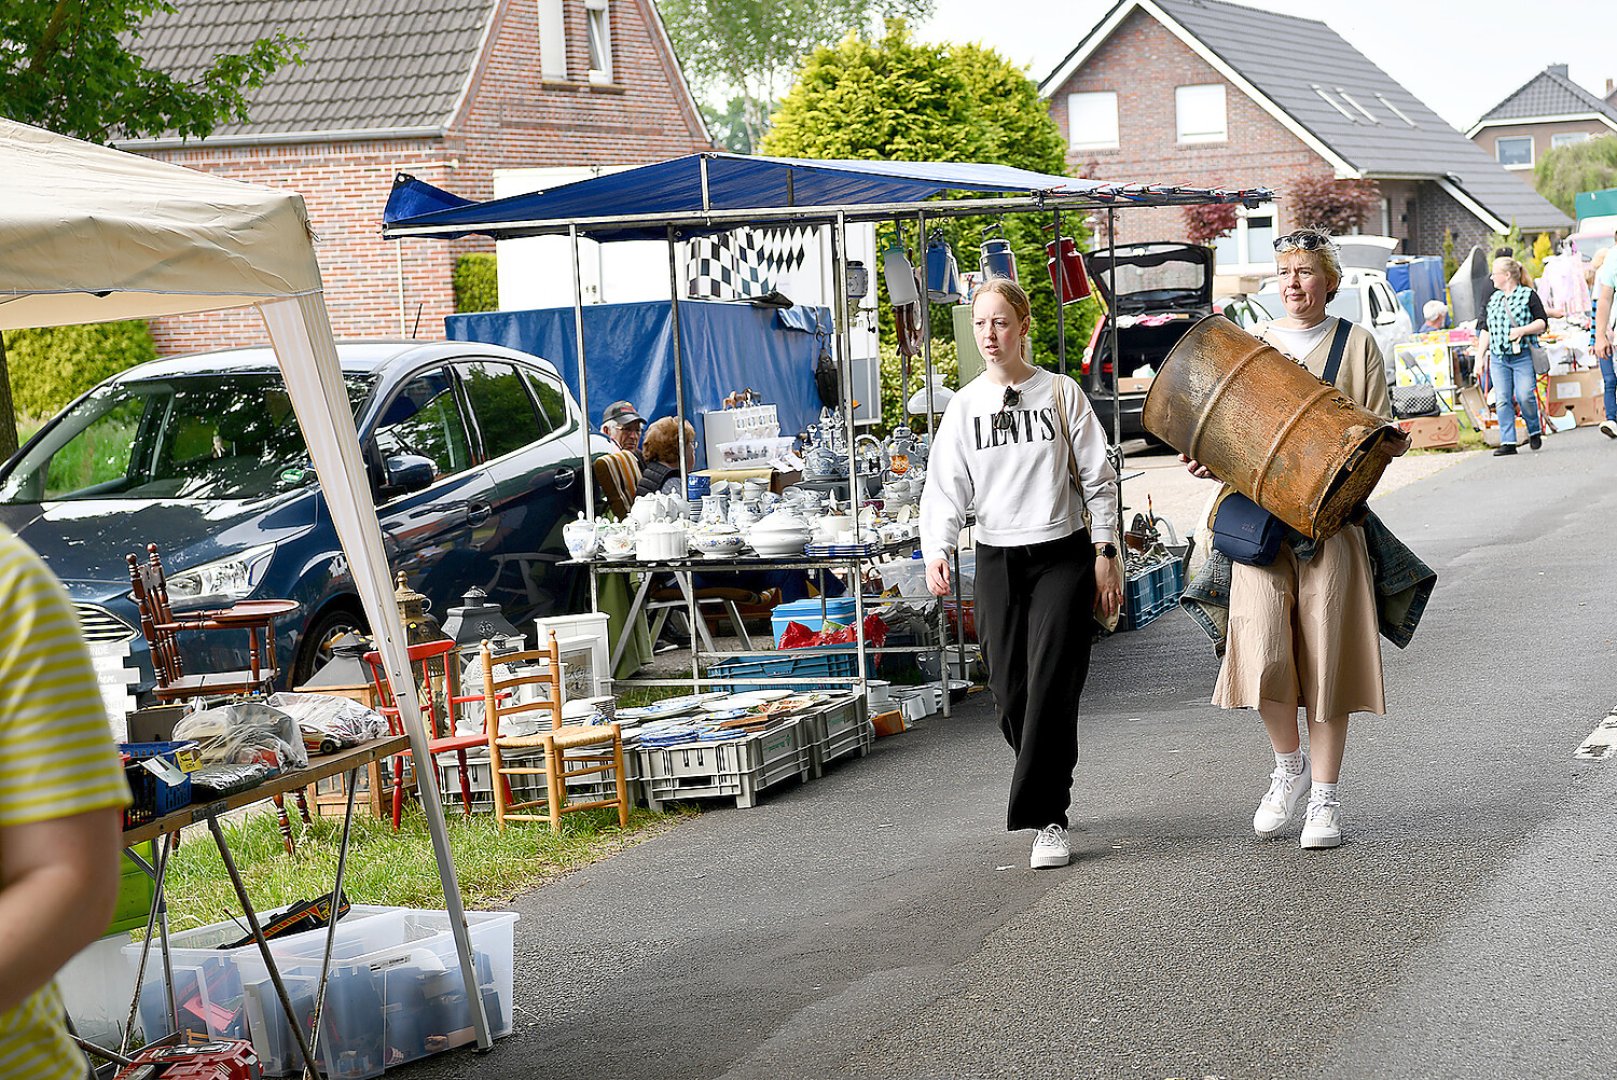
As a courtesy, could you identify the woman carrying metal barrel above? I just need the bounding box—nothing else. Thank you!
[1182,227,1407,849]
[920,277,1123,870]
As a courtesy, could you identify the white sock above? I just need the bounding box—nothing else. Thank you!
[1275,749,1304,775]
[1310,781,1338,805]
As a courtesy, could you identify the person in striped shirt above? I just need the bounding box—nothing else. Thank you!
[0,524,130,1080]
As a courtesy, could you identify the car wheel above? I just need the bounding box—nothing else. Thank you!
[292,603,370,688]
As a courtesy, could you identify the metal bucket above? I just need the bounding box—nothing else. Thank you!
[1142,315,1399,541]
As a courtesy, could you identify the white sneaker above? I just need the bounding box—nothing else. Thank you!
[1300,800,1342,849]
[1030,824,1070,868]
[1601,419,1617,440]
[1253,756,1310,838]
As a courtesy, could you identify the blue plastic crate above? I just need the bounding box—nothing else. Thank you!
[1123,557,1185,632]
[706,650,859,692]
[771,598,860,645]
[119,740,200,826]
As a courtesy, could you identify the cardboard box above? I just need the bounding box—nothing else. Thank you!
[1567,399,1609,428]
[1396,415,1459,450]
[1548,371,1605,421]
[1116,377,1153,395]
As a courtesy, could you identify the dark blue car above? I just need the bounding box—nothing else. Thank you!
[0,341,604,692]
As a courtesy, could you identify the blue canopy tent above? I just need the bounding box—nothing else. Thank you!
[385,153,1273,678]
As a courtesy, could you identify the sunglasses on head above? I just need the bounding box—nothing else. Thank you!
[991,386,1021,432]
[1273,232,1333,252]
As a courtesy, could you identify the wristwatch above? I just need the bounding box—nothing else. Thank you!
[1095,542,1118,559]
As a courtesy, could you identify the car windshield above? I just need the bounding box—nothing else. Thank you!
[0,371,375,504]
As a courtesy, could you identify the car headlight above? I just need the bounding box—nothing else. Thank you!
[164,542,277,607]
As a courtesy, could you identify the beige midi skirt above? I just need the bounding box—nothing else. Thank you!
[1212,524,1386,719]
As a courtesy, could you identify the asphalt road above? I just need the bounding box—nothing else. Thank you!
[404,427,1617,1080]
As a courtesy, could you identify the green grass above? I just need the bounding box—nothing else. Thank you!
[156,801,692,932]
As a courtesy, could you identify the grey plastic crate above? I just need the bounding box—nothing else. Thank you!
[800,696,873,777]
[633,717,810,810]
[438,748,639,812]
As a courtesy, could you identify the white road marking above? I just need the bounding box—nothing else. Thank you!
[1574,709,1617,760]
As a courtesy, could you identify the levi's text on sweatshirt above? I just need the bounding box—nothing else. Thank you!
[920,367,1118,560]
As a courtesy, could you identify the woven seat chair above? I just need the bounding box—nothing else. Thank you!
[480,634,629,831]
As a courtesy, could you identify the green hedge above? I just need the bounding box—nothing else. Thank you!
[5,320,157,421]
[453,253,499,313]
[877,341,958,437]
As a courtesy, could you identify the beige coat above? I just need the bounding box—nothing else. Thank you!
[1254,317,1392,419]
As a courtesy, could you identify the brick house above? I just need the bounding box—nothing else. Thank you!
[1466,64,1617,183]
[115,0,712,355]
[1039,0,1569,284]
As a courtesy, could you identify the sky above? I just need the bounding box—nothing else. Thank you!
[913,0,1614,132]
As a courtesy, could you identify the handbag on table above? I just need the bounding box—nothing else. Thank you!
[1391,383,1440,418]
[1210,319,1350,566]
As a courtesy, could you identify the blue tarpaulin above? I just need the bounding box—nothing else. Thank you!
[1387,256,1446,327]
[384,154,1275,241]
[447,300,832,468]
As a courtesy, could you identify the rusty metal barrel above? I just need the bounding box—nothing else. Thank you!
[1142,315,1400,541]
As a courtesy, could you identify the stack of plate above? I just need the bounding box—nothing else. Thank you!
[804,540,881,557]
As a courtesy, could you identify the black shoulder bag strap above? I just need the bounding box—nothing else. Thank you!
[1321,318,1351,386]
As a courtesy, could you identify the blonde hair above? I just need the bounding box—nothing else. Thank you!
[1492,256,1523,285]
[1274,226,1344,300]
[971,276,1033,362]
[642,417,697,468]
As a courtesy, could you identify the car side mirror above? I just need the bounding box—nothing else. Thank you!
[1374,311,1399,326]
[384,454,435,495]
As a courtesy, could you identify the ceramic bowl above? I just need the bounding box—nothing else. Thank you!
[692,531,747,559]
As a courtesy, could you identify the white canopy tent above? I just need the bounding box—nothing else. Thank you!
[0,118,491,1051]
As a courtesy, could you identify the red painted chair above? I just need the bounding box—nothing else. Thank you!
[362,640,488,828]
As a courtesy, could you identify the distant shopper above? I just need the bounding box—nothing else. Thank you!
[1476,256,1548,457]
[1592,237,1617,440]
[0,524,130,1080]
[1421,299,1449,331]
[1181,227,1408,850]
[637,416,696,496]
[921,277,1122,870]
[601,400,647,459]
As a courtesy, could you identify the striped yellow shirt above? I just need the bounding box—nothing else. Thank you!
[0,526,130,1080]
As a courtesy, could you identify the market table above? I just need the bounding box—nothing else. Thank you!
[118,735,409,1078]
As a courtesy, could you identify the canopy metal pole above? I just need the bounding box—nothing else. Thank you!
[666,226,699,685]
[832,211,868,694]
[915,208,953,719]
[1054,205,1067,378]
[570,223,599,612]
[1107,208,1121,449]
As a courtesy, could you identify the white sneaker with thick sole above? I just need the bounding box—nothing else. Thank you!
[1602,419,1617,440]
[1253,756,1311,838]
[1300,800,1343,849]
[1030,824,1070,868]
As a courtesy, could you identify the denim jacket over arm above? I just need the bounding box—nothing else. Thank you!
[1178,509,1436,656]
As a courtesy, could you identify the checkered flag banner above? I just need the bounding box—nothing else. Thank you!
[685,227,813,299]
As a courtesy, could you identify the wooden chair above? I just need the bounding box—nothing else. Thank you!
[481,635,629,831]
[361,639,489,827]
[126,542,310,852]
[592,450,643,520]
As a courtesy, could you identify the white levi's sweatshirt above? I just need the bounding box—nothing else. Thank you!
[920,367,1119,560]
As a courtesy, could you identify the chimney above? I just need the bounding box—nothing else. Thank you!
[1548,63,1568,78]
[1607,77,1615,97]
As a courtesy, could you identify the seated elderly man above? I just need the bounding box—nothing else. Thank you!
[600,400,646,460]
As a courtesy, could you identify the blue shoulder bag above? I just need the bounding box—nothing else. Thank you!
[1211,320,1351,567]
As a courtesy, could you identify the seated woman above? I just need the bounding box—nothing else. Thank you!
[636,417,695,497]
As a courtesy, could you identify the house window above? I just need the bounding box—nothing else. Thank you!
[1176,84,1227,144]
[1551,131,1591,149]
[1067,91,1119,151]
[538,0,566,80]
[1211,203,1276,271]
[586,0,613,84]
[1496,136,1533,168]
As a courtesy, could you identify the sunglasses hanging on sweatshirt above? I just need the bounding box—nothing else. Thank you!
[991,386,1021,432]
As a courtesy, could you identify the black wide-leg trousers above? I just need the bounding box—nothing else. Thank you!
[973,531,1096,832]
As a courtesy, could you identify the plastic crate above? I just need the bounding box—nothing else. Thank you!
[705,650,858,692]
[1122,557,1186,632]
[438,749,639,813]
[108,841,157,936]
[119,740,201,826]
[800,696,873,777]
[635,718,810,810]
[129,907,516,1078]
[770,597,859,644]
[125,904,399,1051]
